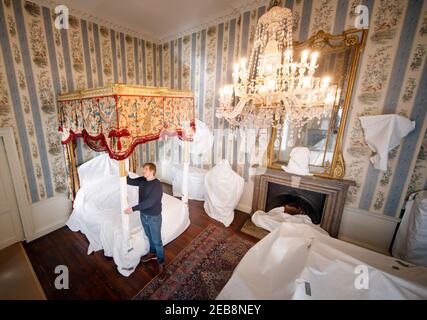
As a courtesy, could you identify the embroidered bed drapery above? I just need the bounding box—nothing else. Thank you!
[58,84,195,160]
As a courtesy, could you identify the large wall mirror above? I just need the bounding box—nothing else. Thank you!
[268,29,367,178]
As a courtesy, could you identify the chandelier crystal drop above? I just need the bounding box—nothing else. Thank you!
[217,4,337,131]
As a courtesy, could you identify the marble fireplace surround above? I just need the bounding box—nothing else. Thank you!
[252,169,355,238]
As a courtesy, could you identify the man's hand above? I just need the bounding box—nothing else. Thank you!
[124,207,133,214]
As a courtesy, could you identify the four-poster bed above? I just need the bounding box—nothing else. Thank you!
[57,84,195,276]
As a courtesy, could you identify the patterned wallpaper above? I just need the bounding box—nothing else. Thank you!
[0,0,426,219]
[149,0,427,217]
[0,0,160,203]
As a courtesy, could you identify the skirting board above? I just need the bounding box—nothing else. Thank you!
[26,196,72,242]
[236,203,252,214]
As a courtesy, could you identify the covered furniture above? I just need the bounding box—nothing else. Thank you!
[170,118,213,200]
[218,222,427,299]
[393,191,427,267]
[172,164,207,201]
[58,84,195,276]
[203,159,244,227]
[281,147,312,176]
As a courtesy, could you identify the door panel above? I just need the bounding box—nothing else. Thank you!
[0,137,23,249]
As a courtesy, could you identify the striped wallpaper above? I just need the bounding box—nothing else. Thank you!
[0,0,426,219]
[152,0,427,218]
[0,0,161,203]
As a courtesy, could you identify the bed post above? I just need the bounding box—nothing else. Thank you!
[182,140,190,206]
[64,140,80,200]
[119,160,130,247]
[129,152,137,173]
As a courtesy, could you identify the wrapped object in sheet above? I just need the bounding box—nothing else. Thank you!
[172,164,207,201]
[203,159,244,227]
[252,207,328,235]
[77,153,118,187]
[179,118,213,156]
[393,191,427,267]
[359,114,415,171]
[281,147,312,176]
[218,223,427,299]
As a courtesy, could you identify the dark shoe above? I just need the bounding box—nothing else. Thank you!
[158,262,167,281]
[141,252,157,263]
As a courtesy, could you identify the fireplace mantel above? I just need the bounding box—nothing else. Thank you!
[252,169,355,237]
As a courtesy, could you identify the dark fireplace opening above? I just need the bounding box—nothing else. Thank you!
[266,182,326,224]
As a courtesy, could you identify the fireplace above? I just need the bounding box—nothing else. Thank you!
[252,169,355,237]
[266,182,326,224]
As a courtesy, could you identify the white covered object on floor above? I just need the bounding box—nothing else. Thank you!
[359,114,415,171]
[172,164,207,201]
[203,159,244,227]
[217,223,427,300]
[66,155,190,277]
[392,190,427,267]
[252,207,328,235]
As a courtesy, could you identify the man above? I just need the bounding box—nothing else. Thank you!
[125,163,166,280]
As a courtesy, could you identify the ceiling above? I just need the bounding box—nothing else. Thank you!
[46,0,266,42]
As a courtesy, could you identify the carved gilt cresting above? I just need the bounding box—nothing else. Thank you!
[267,29,368,178]
[58,84,194,199]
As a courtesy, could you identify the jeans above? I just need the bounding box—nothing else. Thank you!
[140,213,164,263]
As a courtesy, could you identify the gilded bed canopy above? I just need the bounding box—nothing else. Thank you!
[57,84,195,200]
[57,84,195,160]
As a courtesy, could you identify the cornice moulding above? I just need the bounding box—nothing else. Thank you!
[29,0,160,43]
[27,0,269,44]
[159,0,268,43]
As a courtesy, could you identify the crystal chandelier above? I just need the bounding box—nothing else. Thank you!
[217,3,337,132]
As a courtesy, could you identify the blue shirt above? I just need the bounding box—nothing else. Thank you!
[127,176,163,216]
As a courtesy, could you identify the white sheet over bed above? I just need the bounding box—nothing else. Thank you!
[67,170,190,277]
[218,223,427,300]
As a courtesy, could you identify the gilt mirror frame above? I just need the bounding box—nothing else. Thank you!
[267,28,368,178]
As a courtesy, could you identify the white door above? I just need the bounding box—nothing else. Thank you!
[0,137,24,249]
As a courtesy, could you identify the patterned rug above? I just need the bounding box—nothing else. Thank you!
[133,224,254,300]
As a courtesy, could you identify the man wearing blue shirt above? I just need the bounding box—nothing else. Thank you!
[125,163,166,280]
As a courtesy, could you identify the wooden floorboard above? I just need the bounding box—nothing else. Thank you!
[23,184,258,300]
